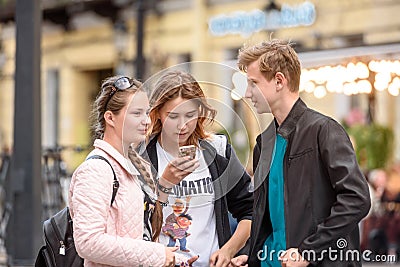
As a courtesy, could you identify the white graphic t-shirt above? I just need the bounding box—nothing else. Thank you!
[156,142,219,267]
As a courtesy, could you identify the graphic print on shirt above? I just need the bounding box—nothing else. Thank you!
[172,177,214,197]
[162,197,192,251]
[156,142,219,266]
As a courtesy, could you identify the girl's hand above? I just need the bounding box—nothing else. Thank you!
[187,255,200,266]
[229,255,248,267]
[164,247,178,267]
[174,252,199,266]
[161,156,200,185]
[278,248,309,267]
[210,247,234,267]
[180,255,199,266]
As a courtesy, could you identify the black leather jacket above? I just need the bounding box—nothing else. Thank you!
[145,136,253,250]
[248,99,371,267]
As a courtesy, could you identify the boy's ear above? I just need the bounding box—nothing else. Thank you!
[275,72,286,91]
[104,110,115,127]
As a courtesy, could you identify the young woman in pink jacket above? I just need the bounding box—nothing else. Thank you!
[68,76,198,266]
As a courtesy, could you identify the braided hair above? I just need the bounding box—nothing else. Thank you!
[128,145,163,241]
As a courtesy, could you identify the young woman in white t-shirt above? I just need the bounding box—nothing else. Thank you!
[145,70,253,267]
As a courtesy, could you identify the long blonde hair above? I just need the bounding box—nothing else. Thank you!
[128,145,162,241]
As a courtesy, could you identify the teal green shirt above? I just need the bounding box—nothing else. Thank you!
[261,134,287,267]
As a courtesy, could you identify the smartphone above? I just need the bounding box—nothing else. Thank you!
[179,145,196,160]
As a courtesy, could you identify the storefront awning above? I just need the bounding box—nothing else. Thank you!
[298,43,400,68]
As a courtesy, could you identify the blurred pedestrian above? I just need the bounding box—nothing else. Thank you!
[145,70,253,267]
[361,169,388,256]
[382,164,400,260]
[231,39,371,267]
[387,162,400,202]
[368,169,387,217]
[68,75,196,266]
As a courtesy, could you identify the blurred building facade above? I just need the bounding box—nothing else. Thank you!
[0,0,400,171]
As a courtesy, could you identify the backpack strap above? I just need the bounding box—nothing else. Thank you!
[86,155,119,206]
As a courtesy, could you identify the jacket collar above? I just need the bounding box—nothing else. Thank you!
[199,139,220,182]
[276,98,307,139]
[93,139,140,176]
[254,122,276,189]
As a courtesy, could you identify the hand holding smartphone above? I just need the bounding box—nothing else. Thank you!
[178,145,196,160]
[162,145,198,185]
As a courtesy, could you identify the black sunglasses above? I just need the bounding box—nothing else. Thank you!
[103,76,134,111]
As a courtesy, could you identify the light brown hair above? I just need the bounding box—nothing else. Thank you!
[237,39,301,92]
[91,75,143,140]
[148,70,217,146]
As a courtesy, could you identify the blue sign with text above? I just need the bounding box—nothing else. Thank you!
[208,1,316,37]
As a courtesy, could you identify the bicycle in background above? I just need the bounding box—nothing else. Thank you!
[41,144,90,220]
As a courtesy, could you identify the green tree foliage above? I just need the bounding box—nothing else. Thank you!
[346,123,394,170]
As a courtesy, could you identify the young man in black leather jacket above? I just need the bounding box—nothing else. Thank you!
[230,40,371,267]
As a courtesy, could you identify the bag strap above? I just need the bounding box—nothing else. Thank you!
[86,155,119,206]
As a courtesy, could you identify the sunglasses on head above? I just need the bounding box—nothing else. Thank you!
[103,76,134,111]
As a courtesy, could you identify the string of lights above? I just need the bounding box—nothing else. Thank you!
[300,59,400,98]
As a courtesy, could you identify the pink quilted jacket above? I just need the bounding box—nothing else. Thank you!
[69,139,166,267]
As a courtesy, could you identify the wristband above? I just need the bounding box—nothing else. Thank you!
[157,180,173,194]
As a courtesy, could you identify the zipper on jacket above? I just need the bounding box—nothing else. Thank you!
[283,139,290,246]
